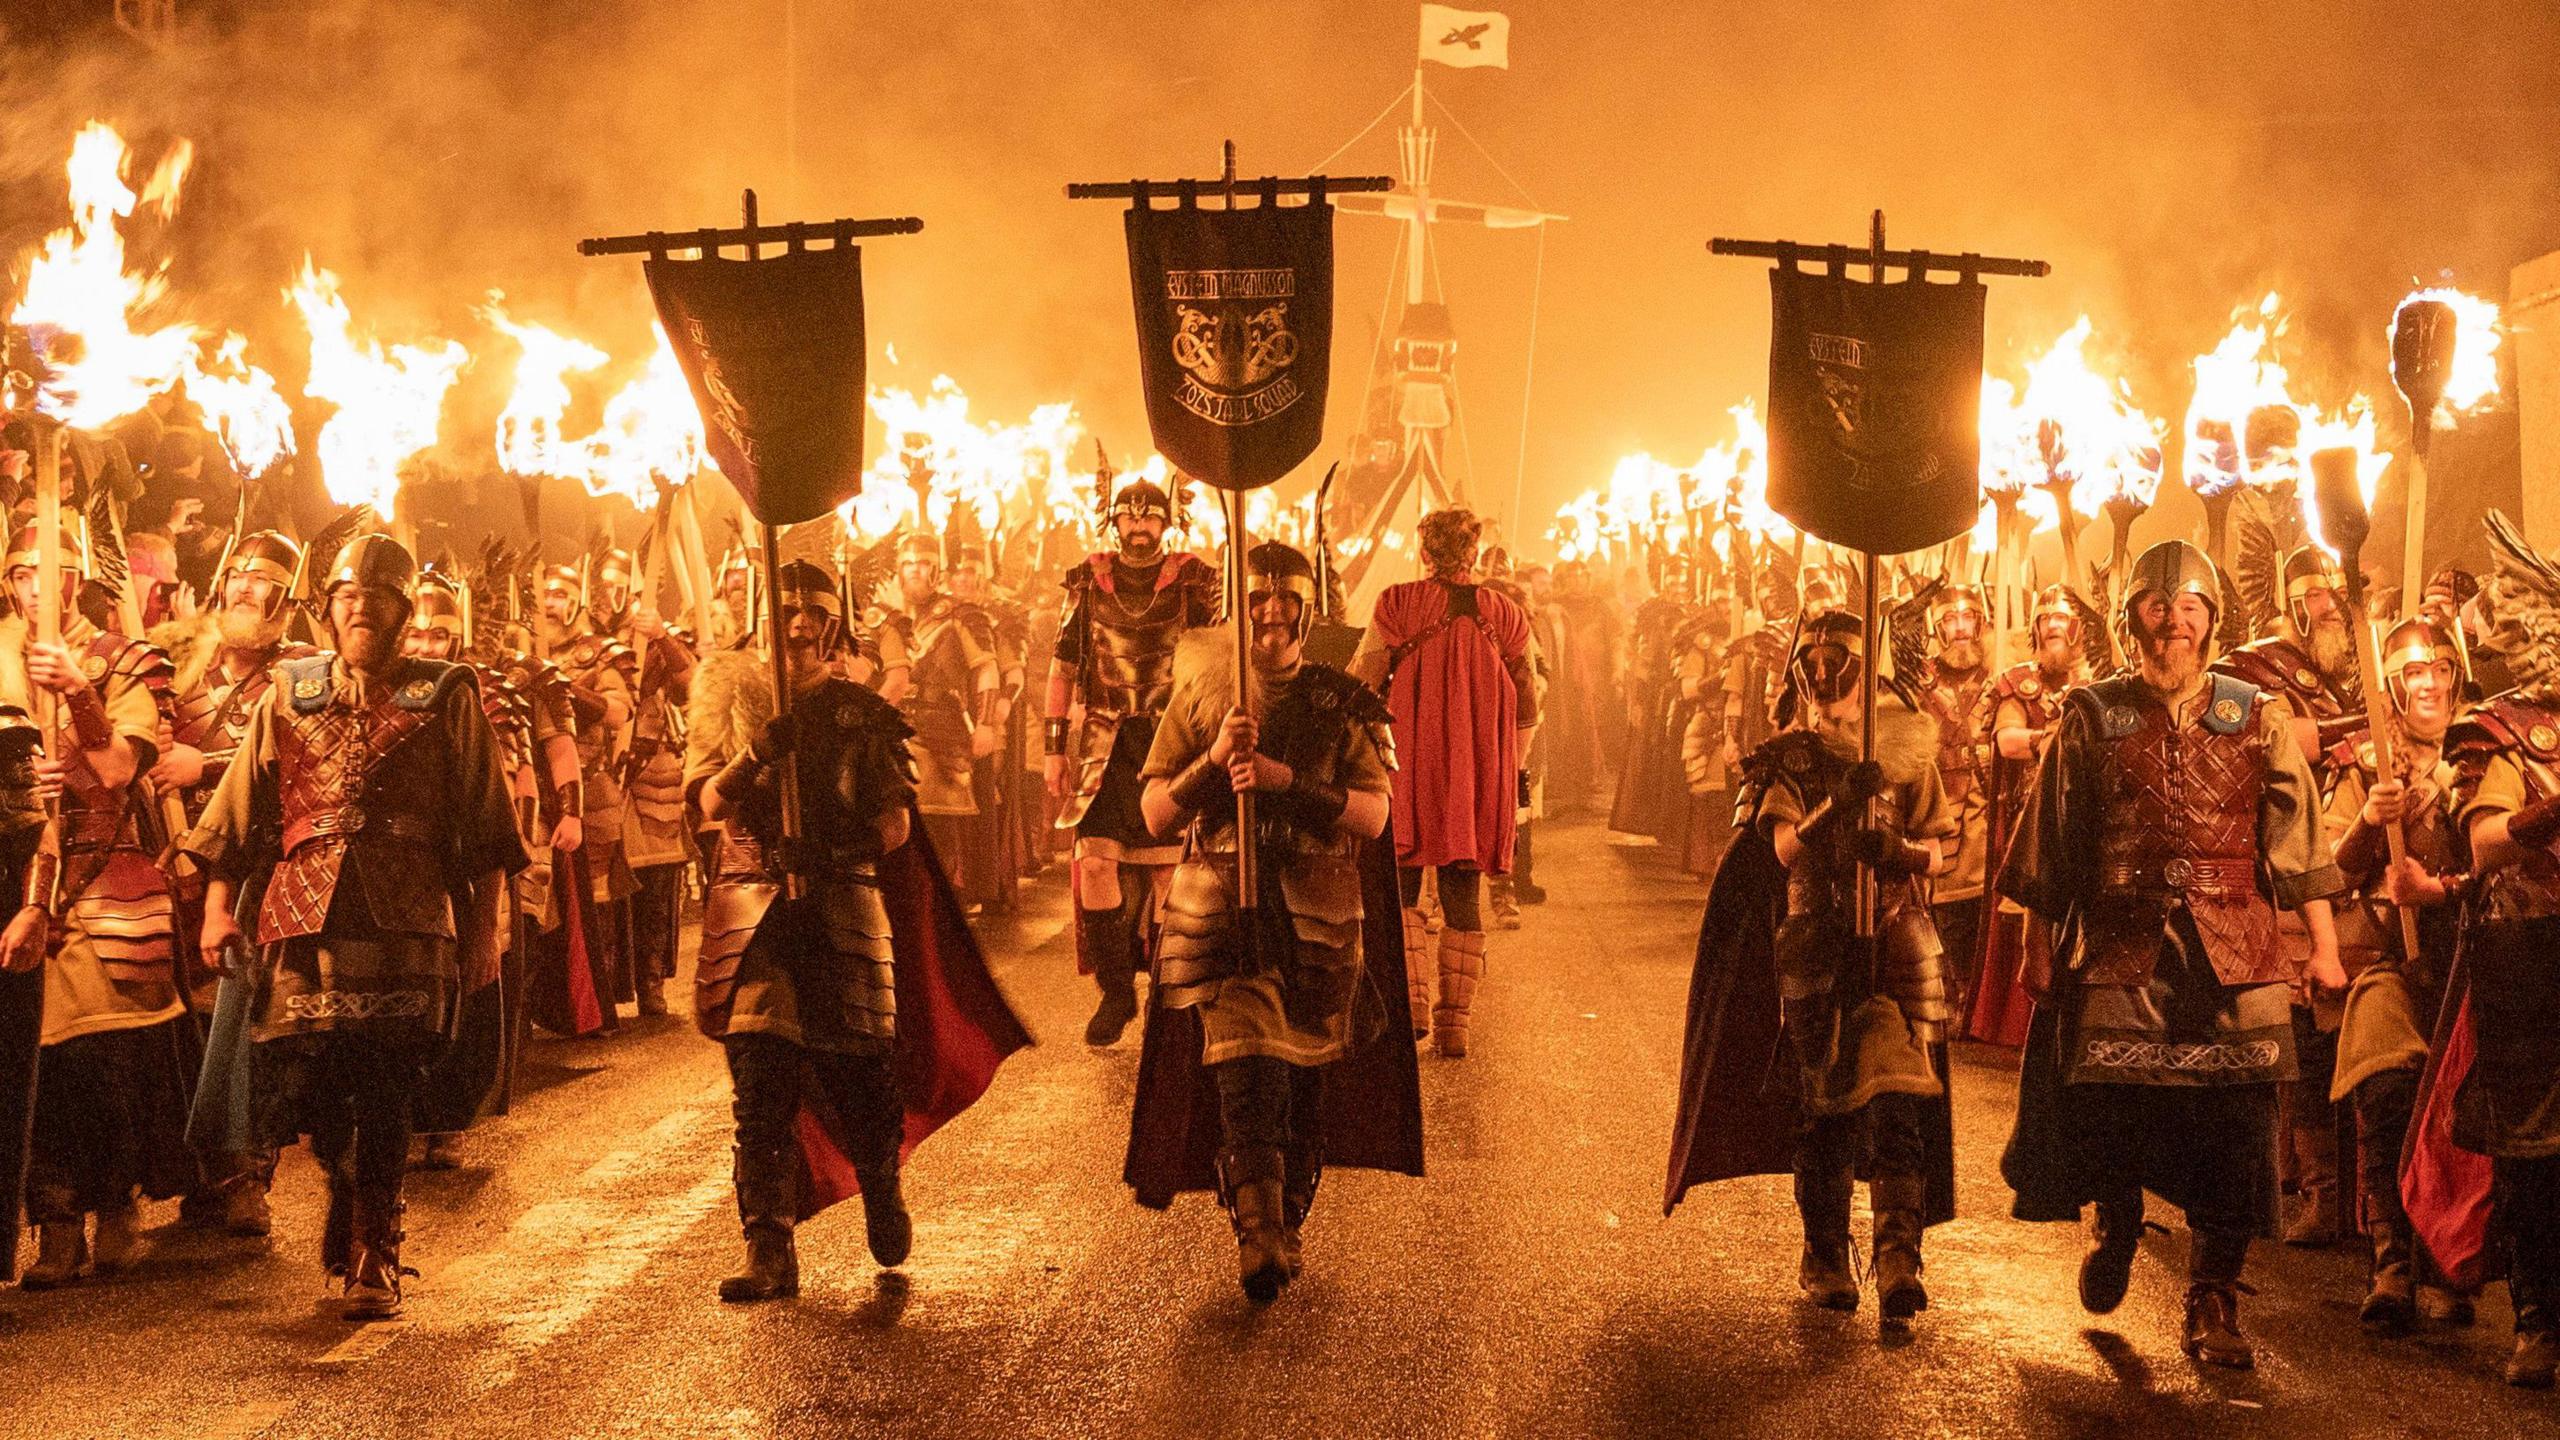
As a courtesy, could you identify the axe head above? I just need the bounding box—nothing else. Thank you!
[2309,446,2370,574]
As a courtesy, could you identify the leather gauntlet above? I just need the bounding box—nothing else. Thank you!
[21,843,59,913]
[1042,716,1072,757]
[1278,775,1349,833]
[1168,752,1228,811]
[65,685,112,752]
[2508,793,2560,853]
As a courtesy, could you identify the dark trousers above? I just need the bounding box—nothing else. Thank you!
[1398,864,1484,932]
[2497,1155,2560,1335]
[1932,896,1984,1021]
[2354,1067,2419,1239]
[288,1034,434,1199]
[28,1025,185,1221]
[1213,1055,1326,1155]
[722,1033,904,1172]
[629,864,685,987]
[1796,1092,1927,1190]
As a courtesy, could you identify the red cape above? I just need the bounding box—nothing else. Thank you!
[1121,836,1424,1207]
[791,814,1034,1219]
[2404,957,2497,1289]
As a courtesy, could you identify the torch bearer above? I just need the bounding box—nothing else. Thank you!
[2392,297,2457,603]
[2311,446,2422,960]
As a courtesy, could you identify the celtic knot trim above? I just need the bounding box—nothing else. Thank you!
[2080,1038,2280,1073]
[282,989,433,1022]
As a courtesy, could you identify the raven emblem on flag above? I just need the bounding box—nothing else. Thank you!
[1441,23,1491,47]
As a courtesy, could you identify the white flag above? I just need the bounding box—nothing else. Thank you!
[1419,5,1509,70]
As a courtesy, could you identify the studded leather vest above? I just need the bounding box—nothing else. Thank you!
[258,657,473,943]
[1064,553,1220,718]
[171,642,312,825]
[2078,674,2283,986]
[1921,667,1991,807]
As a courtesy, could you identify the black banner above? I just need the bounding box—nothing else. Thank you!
[645,246,867,527]
[1765,268,1984,555]
[1124,198,1334,491]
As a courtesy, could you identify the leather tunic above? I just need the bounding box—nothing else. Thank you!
[2079,673,2284,986]
[258,657,481,944]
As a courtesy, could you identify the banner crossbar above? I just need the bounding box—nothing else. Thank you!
[576,216,923,258]
[1708,237,2049,279]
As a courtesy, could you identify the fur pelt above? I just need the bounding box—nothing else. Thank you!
[147,616,221,698]
[1807,692,1942,787]
[685,645,774,779]
[2480,509,2560,699]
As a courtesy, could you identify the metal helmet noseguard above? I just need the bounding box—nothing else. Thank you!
[1928,582,1987,638]
[1245,541,1318,643]
[2281,544,2346,632]
[327,533,417,599]
[412,570,469,642]
[2029,584,2084,643]
[773,558,845,650]
[1788,609,1866,706]
[2122,539,2220,637]
[223,530,302,594]
[6,523,87,577]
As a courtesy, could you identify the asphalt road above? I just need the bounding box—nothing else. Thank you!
[2,819,2549,1439]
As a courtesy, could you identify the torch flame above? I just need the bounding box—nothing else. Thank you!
[10,123,202,429]
[2394,286,2503,424]
[288,260,467,523]
[483,294,607,481]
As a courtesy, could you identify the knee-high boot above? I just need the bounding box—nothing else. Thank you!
[1435,929,1487,1058]
[718,1144,800,1302]
[1218,1145,1290,1303]
[1401,907,1433,1042]
[2183,1231,2256,1369]
[343,1183,408,1321]
[1871,1173,1929,1322]
[1081,900,1140,1046]
[1794,1164,1856,1311]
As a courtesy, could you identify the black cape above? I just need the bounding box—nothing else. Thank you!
[1123,834,1424,1206]
[1664,825,1957,1224]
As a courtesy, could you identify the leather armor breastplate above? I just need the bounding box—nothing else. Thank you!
[2082,677,2281,985]
[258,663,456,942]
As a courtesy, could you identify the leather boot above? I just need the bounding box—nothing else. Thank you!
[2360,1220,2417,1335]
[320,1169,355,1284]
[1487,875,1522,931]
[718,1145,800,1302]
[1081,907,1139,1046]
[1219,1146,1290,1303]
[18,1222,86,1290]
[414,1132,464,1171]
[1871,1174,1929,1323]
[1400,907,1433,1041]
[223,1174,275,1237]
[635,971,669,1017]
[1434,929,1487,1059]
[2282,1122,2344,1247]
[1794,1166,1857,1312]
[1280,1141,1323,1281]
[2079,1194,2145,1315]
[2181,1233,2255,1369]
[89,1201,142,1276]
[2508,1329,2559,1389]
[2419,1284,2477,1327]
[855,1154,913,1269]
[342,1187,408,1321]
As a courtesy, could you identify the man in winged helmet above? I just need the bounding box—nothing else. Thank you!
[2000,538,2345,1370]
[185,533,525,1321]
[1041,471,1220,1044]
[538,561,644,1018]
[1912,582,1994,1021]
[1666,606,1958,1330]
[1967,584,2097,1047]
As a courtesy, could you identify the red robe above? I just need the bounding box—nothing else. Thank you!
[1371,579,1528,872]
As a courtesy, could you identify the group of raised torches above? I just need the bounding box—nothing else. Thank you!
[9,115,2560,1385]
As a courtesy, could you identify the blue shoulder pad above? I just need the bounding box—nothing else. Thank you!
[390,659,473,712]
[281,655,336,714]
[2202,673,2259,736]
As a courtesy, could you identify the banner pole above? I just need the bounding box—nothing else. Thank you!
[1229,486,1259,913]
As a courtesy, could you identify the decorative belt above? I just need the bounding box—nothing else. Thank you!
[2100,856,2259,898]
[282,804,440,854]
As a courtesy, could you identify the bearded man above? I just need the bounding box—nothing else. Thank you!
[152,530,309,1232]
[1914,584,1994,1020]
[185,534,524,1321]
[2215,544,2364,1247]
[1041,477,1220,1044]
[2001,540,2346,1369]
[871,536,1002,900]
[589,548,696,1020]
[1967,585,2096,1047]
[2,524,185,1290]
[537,564,641,1020]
